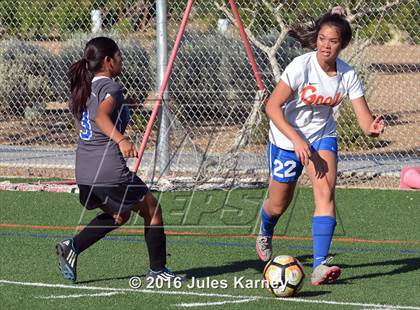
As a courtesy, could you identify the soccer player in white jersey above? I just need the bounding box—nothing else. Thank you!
[256,7,385,285]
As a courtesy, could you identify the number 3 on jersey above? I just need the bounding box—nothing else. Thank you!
[273,159,297,178]
[80,111,92,141]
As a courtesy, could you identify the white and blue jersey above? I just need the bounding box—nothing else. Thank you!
[270,51,364,150]
[268,51,364,182]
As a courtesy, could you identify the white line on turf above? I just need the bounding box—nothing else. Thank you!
[0,280,251,298]
[1,279,419,310]
[175,298,258,307]
[36,292,125,299]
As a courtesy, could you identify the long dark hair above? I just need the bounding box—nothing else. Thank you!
[69,37,119,120]
[288,10,352,50]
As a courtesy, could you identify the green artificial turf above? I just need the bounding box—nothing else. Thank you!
[0,188,419,309]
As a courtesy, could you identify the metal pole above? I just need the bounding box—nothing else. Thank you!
[228,0,265,94]
[132,0,195,173]
[156,0,170,175]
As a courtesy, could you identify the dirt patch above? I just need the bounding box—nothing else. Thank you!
[0,166,74,179]
[342,44,420,64]
[339,72,420,156]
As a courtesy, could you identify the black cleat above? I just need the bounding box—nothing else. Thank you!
[146,267,183,283]
[56,239,78,281]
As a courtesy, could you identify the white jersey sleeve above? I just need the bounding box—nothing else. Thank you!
[346,70,364,100]
[280,58,304,91]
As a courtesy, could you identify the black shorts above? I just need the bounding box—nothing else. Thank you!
[78,175,149,214]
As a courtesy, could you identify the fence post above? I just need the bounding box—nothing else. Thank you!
[156,0,170,175]
[90,9,102,33]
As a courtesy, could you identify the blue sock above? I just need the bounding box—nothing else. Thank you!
[312,216,336,268]
[259,208,279,237]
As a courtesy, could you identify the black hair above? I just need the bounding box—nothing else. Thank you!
[69,37,119,120]
[288,10,352,50]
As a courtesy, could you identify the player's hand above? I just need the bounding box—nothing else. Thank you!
[292,137,312,166]
[368,115,385,137]
[118,139,138,158]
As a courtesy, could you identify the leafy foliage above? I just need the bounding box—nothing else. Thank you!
[0,41,52,117]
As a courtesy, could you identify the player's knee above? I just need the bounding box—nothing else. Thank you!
[137,203,157,218]
[144,195,162,216]
[145,203,162,221]
[150,203,162,215]
[266,200,290,217]
[269,208,284,218]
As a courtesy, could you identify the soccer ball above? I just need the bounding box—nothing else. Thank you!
[263,255,305,297]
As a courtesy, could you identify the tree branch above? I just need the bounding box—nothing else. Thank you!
[348,1,394,64]
[347,0,403,23]
[262,0,286,30]
[214,1,289,82]
[214,1,270,54]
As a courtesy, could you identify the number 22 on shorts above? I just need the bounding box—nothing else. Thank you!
[273,159,297,178]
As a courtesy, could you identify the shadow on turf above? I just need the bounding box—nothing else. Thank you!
[338,257,420,283]
[304,255,420,285]
[65,255,420,292]
[73,255,314,285]
[178,254,314,279]
[178,259,264,279]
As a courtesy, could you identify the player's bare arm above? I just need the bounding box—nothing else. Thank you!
[266,80,312,166]
[96,95,138,158]
[351,96,385,137]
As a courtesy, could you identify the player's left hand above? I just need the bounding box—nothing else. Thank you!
[368,115,385,137]
[119,139,138,158]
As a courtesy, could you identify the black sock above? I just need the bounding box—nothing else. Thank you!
[72,213,119,253]
[144,225,167,271]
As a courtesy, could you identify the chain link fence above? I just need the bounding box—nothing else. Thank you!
[0,0,419,189]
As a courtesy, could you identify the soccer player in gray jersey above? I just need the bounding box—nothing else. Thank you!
[56,37,180,282]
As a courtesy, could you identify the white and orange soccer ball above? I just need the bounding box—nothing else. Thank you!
[263,255,305,297]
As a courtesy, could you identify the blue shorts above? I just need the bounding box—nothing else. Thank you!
[268,137,338,183]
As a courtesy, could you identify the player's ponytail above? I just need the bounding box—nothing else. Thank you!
[69,58,92,120]
[288,6,352,50]
[69,37,120,120]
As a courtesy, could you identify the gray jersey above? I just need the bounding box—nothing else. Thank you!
[75,76,133,185]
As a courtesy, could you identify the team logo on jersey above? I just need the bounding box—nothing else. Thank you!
[300,85,341,107]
